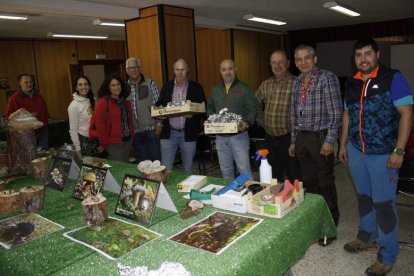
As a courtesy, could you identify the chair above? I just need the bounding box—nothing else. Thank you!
[248,124,266,170]
[398,129,414,197]
[195,133,220,175]
[398,157,414,197]
[397,156,414,250]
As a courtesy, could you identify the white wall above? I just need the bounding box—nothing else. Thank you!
[83,65,105,96]
[316,40,392,77]
[391,44,414,92]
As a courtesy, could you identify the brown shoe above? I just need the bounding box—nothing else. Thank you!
[344,239,378,254]
[365,261,392,276]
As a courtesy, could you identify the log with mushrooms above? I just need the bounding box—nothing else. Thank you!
[7,108,44,130]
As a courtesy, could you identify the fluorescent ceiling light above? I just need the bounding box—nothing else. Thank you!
[323,1,360,17]
[93,19,125,27]
[243,14,286,26]
[0,13,28,20]
[47,32,108,39]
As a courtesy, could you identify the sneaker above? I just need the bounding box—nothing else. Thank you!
[344,239,378,254]
[365,261,392,276]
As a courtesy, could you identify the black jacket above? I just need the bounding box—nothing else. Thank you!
[157,80,206,141]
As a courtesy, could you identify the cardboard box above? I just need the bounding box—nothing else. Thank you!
[151,100,205,118]
[204,122,238,134]
[177,175,208,193]
[211,189,248,213]
[247,182,304,218]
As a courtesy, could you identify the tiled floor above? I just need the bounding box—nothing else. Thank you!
[290,162,414,276]
[174,156,414,275]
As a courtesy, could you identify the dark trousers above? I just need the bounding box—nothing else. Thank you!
[295,130,339,226]
[36,128,48,149]
[106,139,133,162]
[265,133,300,182]
[132,130,161,163]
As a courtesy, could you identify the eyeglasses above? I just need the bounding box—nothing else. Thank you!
[127,66,140,70]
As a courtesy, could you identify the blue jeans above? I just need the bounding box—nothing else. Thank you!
[132,130,161,163]
[216,131,252,181]
[160,130,196,174]
[347,143,399,265]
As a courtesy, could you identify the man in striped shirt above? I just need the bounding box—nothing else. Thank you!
[289,44,343,246]
[256,50,300,182]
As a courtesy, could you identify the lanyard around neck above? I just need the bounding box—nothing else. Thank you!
[301,68,319,105]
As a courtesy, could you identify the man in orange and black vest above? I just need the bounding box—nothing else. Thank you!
[339,38,413,276]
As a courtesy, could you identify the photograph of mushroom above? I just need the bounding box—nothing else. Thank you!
[115,175,160,226]
[169,212,262,254]
[0,213,64,249]
[45,156,72,191]
[56,148,74,160]
[63,217,160,260]
[72,165,107,200]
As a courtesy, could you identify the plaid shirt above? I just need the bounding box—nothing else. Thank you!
[290,66,342,144]
[128,74,162,130]
[169,79,188,129]
[256,74,296,136]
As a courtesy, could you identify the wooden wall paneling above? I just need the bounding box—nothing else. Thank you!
[126,15,163,87]
[195,29,231,98]
[102,40,125,60]
[163,5,193,17]
[0,40,36,117]
[233,30,261,90]
[163,12,196,82]
[139,6,158,17]
[34,40,78,119]
[76,40,103,60]
[259,33,285,82]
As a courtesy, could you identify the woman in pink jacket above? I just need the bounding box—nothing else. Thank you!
[95,74,134,162]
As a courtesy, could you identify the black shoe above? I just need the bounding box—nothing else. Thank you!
[318,236,337,246]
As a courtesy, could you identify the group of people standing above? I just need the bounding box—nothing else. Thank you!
[5,36,413,276]
[68,58,206,169]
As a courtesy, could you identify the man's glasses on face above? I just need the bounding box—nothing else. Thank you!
[127,66,140,71]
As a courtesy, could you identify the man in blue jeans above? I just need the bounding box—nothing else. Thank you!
[207,59,257,180]
[157,58,206,174]
[126,57,162,163]
[339,38,413,276]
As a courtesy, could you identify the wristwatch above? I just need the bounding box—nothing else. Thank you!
[393,147,405,156]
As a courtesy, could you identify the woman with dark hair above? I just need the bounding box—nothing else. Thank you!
[68,76,96,159]
[95,73,134,162]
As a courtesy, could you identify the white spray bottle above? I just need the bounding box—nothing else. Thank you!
[256,149,272,184]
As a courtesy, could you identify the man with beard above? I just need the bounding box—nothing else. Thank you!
[339,38,413,276]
